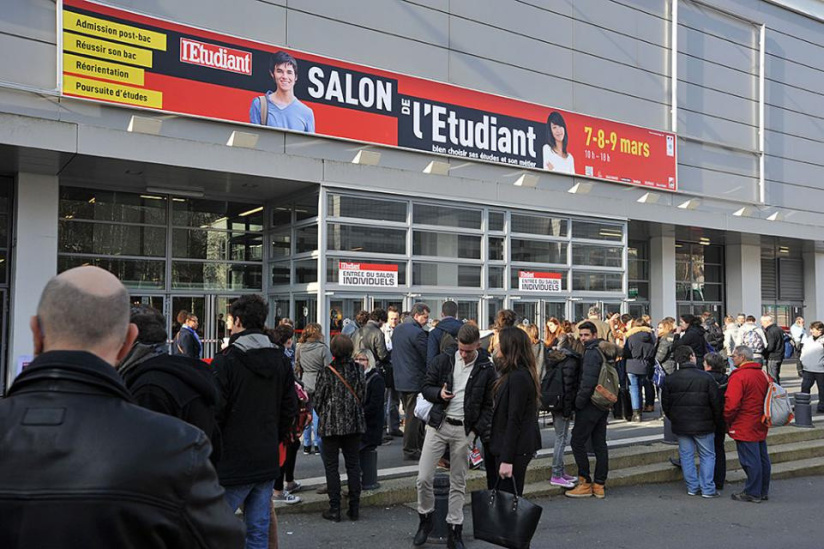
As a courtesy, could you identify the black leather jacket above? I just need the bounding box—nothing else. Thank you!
[0,351,244,549]
[421,348,495,441]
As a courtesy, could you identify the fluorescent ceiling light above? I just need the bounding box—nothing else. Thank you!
[677,198,700,210]
[139,194,164,200]
[352,150,381,165]
[568,182,593,194]
[767,211,784,221]
[424,160,450,175]
[513,173,539,188]
[127,115,163,135]
[239,206,263,217]
[226,130,259,148]
[733,206,753,217]
[637,192,660,204]
[146,186,204,198]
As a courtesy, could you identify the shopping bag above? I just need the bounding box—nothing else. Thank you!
[468,441,484,470]
[471,477,543,549]
[414,392,433,423]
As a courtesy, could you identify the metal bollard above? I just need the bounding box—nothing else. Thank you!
[794,392,814,428]
[429,472,450,544]
[662,416,678,445]
[361,448,380,490]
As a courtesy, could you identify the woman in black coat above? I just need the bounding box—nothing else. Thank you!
[673,314,708,366]
[623,318,657,422]
[488,327,542,495]
[356,349,386,452]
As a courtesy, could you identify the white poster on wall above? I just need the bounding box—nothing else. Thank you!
[338,262,398,287]
[518,271,562,293]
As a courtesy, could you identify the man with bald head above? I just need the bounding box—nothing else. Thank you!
[0,266,244,548]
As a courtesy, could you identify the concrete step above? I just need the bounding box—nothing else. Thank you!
[277,423,824,514]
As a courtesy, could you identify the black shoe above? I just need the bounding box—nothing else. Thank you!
[731,492,761,503]
[382,434,393,443]
[669,457,682,468]
[761,495,769,501]
[322,508,341,522]
[447,524,465,549]
[403,452,422,461]
[313,445,320,455]
[389,429,404,437]
[413,512,433,546]
[303,445,312,455]
[346,506,359,521]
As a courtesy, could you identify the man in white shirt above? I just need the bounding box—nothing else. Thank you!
[382,306,403,438]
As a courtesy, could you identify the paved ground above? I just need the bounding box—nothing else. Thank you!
[289,365,818,485]
[276,475,824,549]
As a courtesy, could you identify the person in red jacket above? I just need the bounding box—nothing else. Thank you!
[725,345,771,503]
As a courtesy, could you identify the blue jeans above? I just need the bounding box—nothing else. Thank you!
[677,433,716,495]
[224,480,275,549]
[551,411,571,477]
[303,402,321,451]
[628,373,645,411]
[736,440,771,498]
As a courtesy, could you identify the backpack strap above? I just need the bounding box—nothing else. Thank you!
[258,95,268,125]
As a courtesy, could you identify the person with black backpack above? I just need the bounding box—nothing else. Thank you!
[542,337,583,489]
[703,352,729,491]
[702,312,724,355]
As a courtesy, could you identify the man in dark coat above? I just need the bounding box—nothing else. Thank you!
[173,312,203,359]
[426,300,464,365]
[391,302,431,460]
[662,345,722,498]
[213,295,298,549]
[762,314,786,385]
[120,305,219,450]
[566,322,618,499]
[703,352,730,491]
[0,266,244,549]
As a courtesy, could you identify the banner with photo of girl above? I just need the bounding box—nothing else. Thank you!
[60,0,677,191]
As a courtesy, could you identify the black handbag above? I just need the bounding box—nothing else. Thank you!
[471,477,543,549]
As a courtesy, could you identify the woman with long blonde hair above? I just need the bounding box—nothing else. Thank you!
[487,327,542,495]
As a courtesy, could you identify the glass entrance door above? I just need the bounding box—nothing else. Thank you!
[168,295,238,359]
[573,300,624,323]
[416,296,481,327]
[512,299,539,327]
[329,295,368,336]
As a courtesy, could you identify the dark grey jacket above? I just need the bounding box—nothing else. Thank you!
[353,320,389,363]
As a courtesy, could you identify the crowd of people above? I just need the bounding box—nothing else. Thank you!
[1,269,821,549]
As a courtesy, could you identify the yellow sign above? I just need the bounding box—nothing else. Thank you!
[63,74,162,109]
[63,11,167,51]
[63,53,144,86]
[63,31,153,68]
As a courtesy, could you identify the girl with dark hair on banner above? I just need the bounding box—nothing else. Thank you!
[543,111,576,174]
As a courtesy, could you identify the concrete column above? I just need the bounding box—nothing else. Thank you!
[725,234,762,317]
[802,247,824,321]
[7,173,59,388]
[649,233,676,322]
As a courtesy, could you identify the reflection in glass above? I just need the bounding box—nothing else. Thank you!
[60,187,167,225]
[413,231,481,259]
[295,259,318,284]
[172,229,263,261]
[172,262,262,290]
[572,271,622,292]
[489,211,505,232]
[489,266,505,289]
[412,262,482,287]
[59,256,165,289]
[327,224,406,255]
[271,232,291,258]
[571,221,623,241]
[511,214,567,236]
[572,244,623,268]
[511,239,567,264]
[271,262,290,285]
[413,204,482,229]
[488,237,505,261]
[60,221,166,257]
[172,198,263,231]
[328,193,407,223]
[296,225,319,254]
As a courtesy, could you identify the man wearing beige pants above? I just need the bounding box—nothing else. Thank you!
[413,324,495,549]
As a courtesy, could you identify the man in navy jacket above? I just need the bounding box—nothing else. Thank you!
[391,303,430,460]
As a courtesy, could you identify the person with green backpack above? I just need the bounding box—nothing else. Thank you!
[566,322,620,499]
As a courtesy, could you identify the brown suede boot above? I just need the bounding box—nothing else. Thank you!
[593,483,606,499]
[564,477,593,498]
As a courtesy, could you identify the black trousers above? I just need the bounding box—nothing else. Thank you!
[400,391,425,458]
[485,451,532,495]
[801,371,824,411]
[570,403,609,485]
[321,434,362,510]
[714,422,726,490]
[274,439,300,490]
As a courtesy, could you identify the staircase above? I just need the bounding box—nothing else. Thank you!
[278,423,824,514]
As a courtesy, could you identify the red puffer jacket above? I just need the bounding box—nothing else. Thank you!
[724,362,770,442]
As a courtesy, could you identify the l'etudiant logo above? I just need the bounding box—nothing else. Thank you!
[179,38,252,75]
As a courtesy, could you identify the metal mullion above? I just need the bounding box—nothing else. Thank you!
[61,218,167,229]
[59,252,167,262]
[171,257,263,266]
[326,216,407,229]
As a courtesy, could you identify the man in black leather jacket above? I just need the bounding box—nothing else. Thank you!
[0,266,244,549]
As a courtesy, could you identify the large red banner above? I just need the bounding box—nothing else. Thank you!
[60,0,678,191]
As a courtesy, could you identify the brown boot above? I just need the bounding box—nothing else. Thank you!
[593,483,606,499]
[564,477,593,498]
